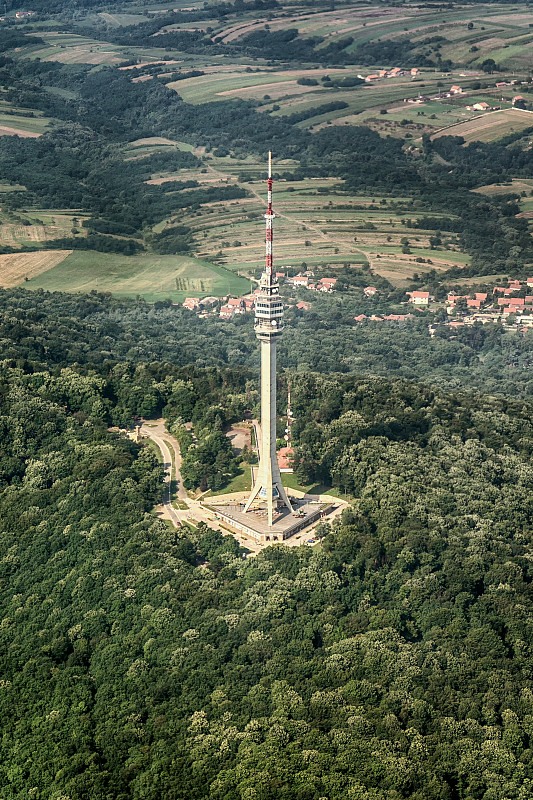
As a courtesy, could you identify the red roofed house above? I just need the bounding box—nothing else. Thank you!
[364,286,378,296]
[291,276,309,287]
[227,298,245,314]
[467,298,482,309]
[527,278,533,288]
[183,297,201,310]
[407,290,431,305]
[508,279,522,289]
[296,301,311,311]
[450,85,463,94]
[513,96,525,106]
[318,277,337,292]
[473,102,490,111]
[277,447,293,473]
[219,304,234,320]
[388,67,402,77]
[242,297,255,311]
[508,297,525,307]
[475,292,488,302]
[354,314,367,323]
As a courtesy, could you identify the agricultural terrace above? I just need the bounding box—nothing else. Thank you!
[21,33,126,65]
[171,158,470,287]
[0,102,54,137]
[431,108,533,143]
[23,251,250,303]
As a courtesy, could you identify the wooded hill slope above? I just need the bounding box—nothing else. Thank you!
[0,335,532,799]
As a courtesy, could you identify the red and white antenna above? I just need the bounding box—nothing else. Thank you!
[265,150,274,276]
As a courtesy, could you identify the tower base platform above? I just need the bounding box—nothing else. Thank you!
[202,494,337,544]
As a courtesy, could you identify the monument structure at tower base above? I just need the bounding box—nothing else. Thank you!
[203,493,335,543]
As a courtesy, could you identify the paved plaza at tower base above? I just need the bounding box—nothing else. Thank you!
[202,495,337,543]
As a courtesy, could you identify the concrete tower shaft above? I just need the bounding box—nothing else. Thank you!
[244,152,293,527]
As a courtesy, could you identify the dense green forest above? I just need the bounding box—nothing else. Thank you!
[1,338,533,798]
[1,287,533,399]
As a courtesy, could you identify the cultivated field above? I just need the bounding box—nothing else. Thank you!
[0,106,53,137]
[473,178,533,195]
[0,250,71,288]
[432,108,533,143]
[0,212,85,247]
[170,158,470,286]
[24,251,250,303]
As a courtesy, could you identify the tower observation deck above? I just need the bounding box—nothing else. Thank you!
[244,152,293,527]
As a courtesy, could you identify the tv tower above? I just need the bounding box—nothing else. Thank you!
[244,152,293,527]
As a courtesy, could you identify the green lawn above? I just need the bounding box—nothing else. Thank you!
[207,464,252,496]
[25,250,250,301]
[281,472,346,499]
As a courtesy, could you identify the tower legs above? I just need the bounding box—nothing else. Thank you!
[244,339,292,527]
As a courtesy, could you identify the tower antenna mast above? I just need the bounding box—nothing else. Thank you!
[244,152,293,526]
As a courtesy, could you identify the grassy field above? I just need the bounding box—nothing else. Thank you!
[0,108,53,137]
[0,250,71,288]
[432,108,533,143]
[24,251,250,302]
[473,178,533,195]
[0,210,85,246]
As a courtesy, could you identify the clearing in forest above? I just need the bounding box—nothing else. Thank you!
[0,250,71,288]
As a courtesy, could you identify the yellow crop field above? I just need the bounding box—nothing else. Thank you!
[0,250,71,288]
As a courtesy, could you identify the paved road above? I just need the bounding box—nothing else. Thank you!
[141,420,229,535]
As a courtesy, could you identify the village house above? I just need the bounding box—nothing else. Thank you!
[296,301,311,311]
[219,304,234,320]
[364,286,378,296]
[183,297,201,311]
[407,290,431,305]
[472,102,491,111]
[227,298,245,314]
[317,277,337,292]
[290,275,309,287]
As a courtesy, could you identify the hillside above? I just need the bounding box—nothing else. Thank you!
[0,342,533,798]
